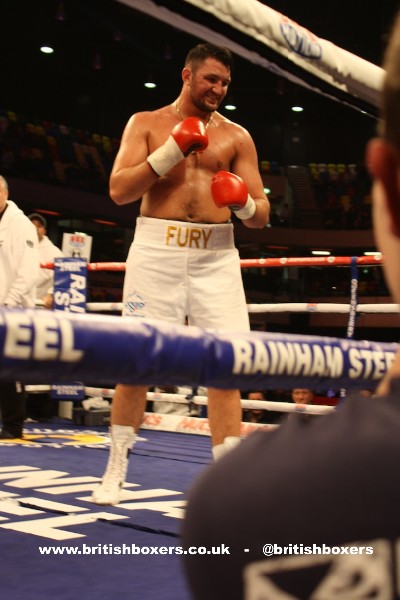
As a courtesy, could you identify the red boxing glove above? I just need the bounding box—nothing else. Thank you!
[211,171,256,220]
[171,117,208,156]
[148,117,208,176]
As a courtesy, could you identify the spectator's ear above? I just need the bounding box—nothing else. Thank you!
[367,138,400,237]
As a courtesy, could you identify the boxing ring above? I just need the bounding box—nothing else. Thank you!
[4,251,398,434]
[28,253,399,389]
[0,254,397,600]
[1,252,398,449]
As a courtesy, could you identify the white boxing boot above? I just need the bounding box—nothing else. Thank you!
[92,425,135,505]
[212,436,241,461]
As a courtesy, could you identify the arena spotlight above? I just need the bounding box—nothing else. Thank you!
[144,74,156,88]
[40,45,54,54]
[224,97,237,110]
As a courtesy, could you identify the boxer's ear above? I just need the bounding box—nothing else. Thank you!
[367,138,400,237]
[182,67,192,86]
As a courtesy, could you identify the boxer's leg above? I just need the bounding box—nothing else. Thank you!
[93,223,186,505]
[92,384,148,505]
[189,240,248,459]
[207,387,242,460]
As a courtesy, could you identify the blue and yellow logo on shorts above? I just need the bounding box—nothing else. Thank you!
[125,291,146,316]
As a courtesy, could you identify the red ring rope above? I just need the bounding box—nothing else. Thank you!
[40,255,383,271]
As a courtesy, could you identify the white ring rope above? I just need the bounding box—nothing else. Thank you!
[119,0,383,110]
[84,302,399,315]
[25,385,334,415]
[247,303,399,314]
[148,392,334,415]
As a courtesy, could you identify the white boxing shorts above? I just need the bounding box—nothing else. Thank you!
[123,216,250,332]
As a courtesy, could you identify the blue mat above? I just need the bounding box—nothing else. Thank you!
[0,423,212,599]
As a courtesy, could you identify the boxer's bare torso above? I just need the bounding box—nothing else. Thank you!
[141,105,244,223]
[109,56,267,227]
[113,105,257,224]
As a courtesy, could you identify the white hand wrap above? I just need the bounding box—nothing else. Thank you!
[147,136,185,177]
[232,195,257,220]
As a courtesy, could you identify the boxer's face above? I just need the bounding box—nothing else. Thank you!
[184,57,231,114]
